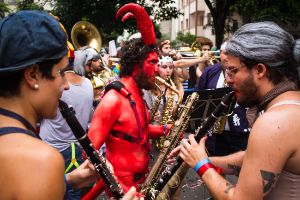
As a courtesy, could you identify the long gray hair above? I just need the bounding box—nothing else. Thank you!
[226,21,300,85]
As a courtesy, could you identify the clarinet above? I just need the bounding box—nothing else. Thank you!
[145,91,235,200]
[58,100,124,199]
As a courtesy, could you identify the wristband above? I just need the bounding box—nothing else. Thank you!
[194,157,210,171]
[163,124,167,136]
[215,166,222,175]
[64,174,72,191]
[197,163,215,177]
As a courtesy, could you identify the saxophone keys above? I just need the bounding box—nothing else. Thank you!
[163,140,170,147]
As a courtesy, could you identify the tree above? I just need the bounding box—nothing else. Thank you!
[231,0,300,26]
[204,0,236,48]
[52,0,181,46]
[0,2,11,19]
[16,0,44,11]
[173,31,197,48]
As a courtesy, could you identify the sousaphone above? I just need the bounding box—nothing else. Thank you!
[71,21,102,52]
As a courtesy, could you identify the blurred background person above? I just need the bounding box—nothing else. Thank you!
[144,56,183,126]
[197,41,250,157]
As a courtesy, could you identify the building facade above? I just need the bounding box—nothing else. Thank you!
[160,0,216,46]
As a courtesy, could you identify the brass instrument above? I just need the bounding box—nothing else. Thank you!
[153,77,183,149]
[144,92,235,200]
[141,92,199,199]
[157,163,189,200]
[176,46,220,65]
[150,83,164,123]
[155,77,183,120]
[161,78,177,125]
[154,92,235,200]
[71,21,114,101]
[213,110,234,134]
[71,21,102,52]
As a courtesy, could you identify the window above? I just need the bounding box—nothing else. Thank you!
[207,13,212,25]
[190,13,196,29]
[197,11,205,26]
[181,20,184,31]
[186,18,189,29]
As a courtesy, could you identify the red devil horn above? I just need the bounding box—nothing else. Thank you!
[116,3,156,46]
[122,13,135,22]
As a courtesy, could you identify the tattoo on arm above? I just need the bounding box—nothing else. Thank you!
[260,170,280,195]
[227,164,241,175]
[224,181,235,194]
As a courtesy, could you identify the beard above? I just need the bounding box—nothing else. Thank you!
[135,72,155,90]
[235,74,259,108]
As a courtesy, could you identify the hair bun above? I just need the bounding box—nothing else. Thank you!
[293,39,300,65]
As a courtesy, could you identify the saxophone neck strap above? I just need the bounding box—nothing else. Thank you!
[105,81,146,141]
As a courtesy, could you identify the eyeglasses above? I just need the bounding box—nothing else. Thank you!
[225,67,240,79]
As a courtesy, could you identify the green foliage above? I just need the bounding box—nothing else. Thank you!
[52,0,181,46]
[231,0,300,25]
[204,0,237,48]
[173,31,197,48]
[0,2,11,19]
[16,0,44,11]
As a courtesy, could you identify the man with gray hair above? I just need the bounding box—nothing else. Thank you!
[171,21,300,200]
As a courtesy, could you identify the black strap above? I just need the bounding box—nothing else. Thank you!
[105,81,148,141]
[0,127,37,138]
[0,107,37,134]
[111,130,142,144]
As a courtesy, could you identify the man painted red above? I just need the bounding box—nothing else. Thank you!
[83,4,169,199]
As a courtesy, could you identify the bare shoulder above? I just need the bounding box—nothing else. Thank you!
[253,102,300,139]
[246,102,300,169]
[95,89,124,115]
[0,134,65,199]
[99,89,122,107]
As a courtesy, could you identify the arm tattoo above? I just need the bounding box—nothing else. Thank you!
[227,164,241,175]
[260,170,280,195]
[224,181,235,194]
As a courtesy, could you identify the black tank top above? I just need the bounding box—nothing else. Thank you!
[0,107,37,137]
[0,107,71,199]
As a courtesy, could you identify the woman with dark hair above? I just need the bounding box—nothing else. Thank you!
[0,10,139,200]
[144,56,183,125]
[0,10,98,199]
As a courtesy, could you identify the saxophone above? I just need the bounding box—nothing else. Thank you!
[153,77,183,149]
[161,78,177,125]
[144,91,235,200]
[141,92,199,199]
[155,76,183,121]
[156,91,235,200]
[150,83,163,123]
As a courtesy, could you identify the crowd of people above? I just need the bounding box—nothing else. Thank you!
[0,3,300,200]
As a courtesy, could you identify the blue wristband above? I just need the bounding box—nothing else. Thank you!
[64,174,72,191]
[194,158,210,171]
[163,124,167,135]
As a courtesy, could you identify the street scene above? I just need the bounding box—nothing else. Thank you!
[1,0,300,200]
